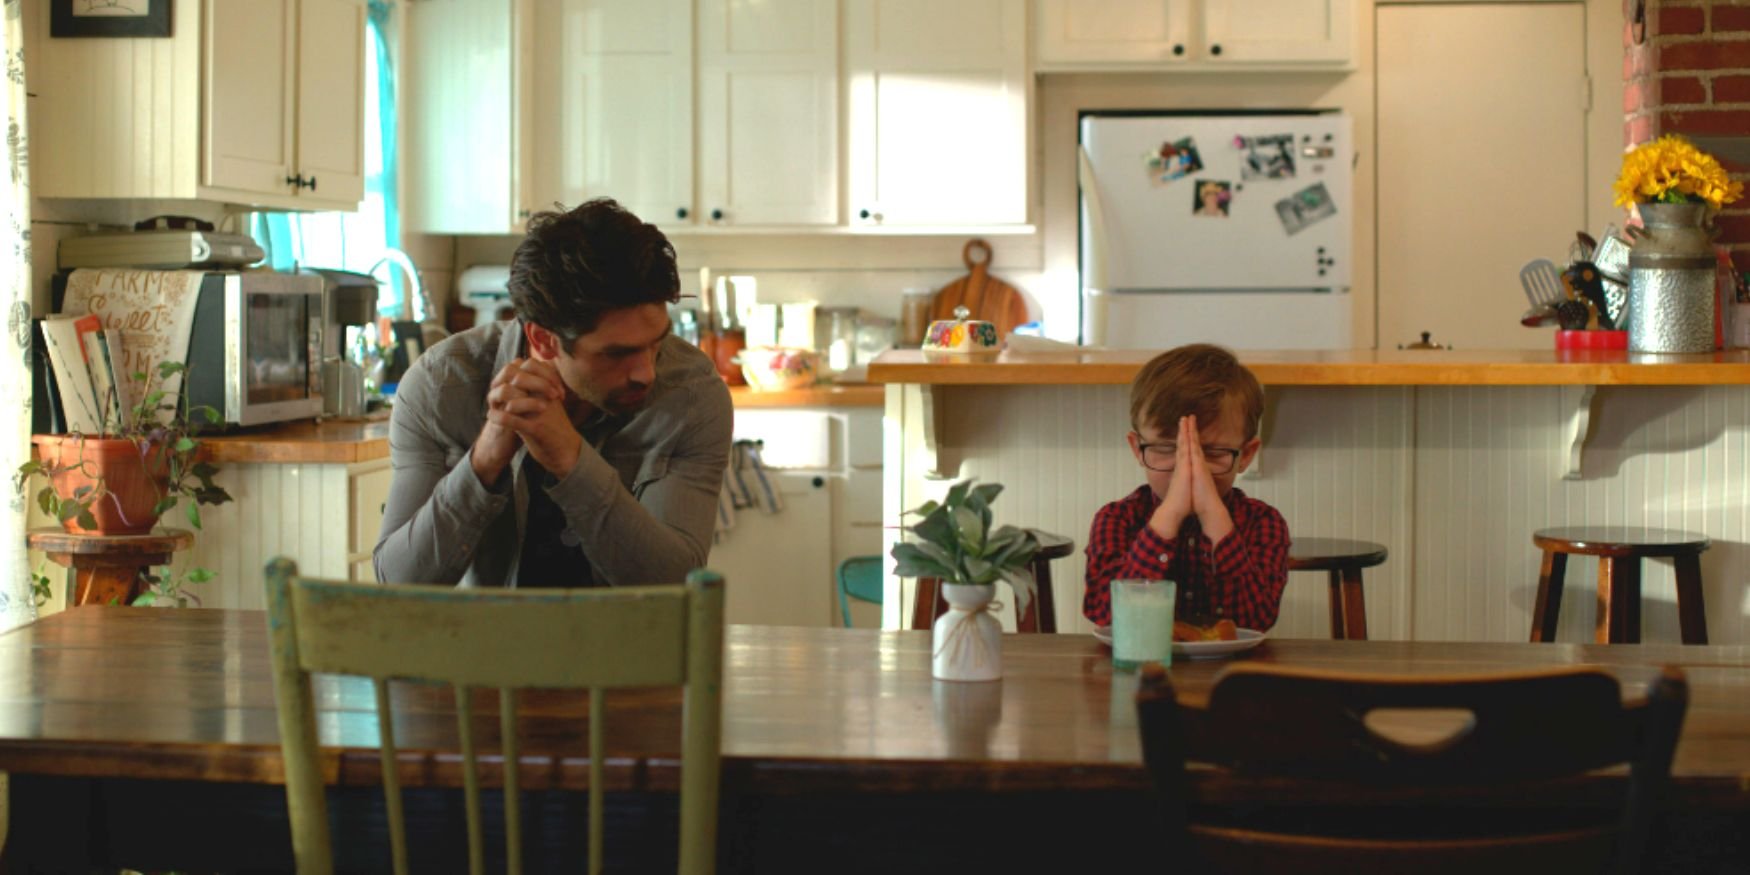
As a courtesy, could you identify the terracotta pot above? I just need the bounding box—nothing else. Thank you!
[31,435,172,535]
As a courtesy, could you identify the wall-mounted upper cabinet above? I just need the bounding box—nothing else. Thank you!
[845,0,1029,228]
[526,0,694,230]
[698,0,839,227]
[1035,0,1352,70]
[408,0,1030,234]
[33,0,367,211]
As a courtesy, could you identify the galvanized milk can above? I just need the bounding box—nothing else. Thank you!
[1626,202,1717,353]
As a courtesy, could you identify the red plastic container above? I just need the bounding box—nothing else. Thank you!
[1555,329,1627,350]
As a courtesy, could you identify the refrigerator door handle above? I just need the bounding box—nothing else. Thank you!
[1077,144,1111,346]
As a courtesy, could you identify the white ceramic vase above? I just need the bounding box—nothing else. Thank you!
[932,583,1003,682]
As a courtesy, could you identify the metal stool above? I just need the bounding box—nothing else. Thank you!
[1531,526,1709,644]
[910,530,1075,633]
[1287,537,1387,640]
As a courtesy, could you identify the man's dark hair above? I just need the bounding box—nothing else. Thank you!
[507,198,680,344]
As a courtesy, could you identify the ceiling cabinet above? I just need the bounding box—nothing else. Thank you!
[1035,0,1352,70]
[408,0,1031,234]
[33,0,367,210]
[698,0,839,227]
[526,0,693,229]
[845,0,1029,228]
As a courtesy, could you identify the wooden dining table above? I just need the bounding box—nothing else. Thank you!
[0,608,1746,872]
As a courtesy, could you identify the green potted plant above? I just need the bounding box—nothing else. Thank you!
[15,361,232,606]
[890,479,1039,681]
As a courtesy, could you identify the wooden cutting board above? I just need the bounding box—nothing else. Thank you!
[928,239,1031,338]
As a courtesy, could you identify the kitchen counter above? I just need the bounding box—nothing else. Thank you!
[871,348,1750,644]
[196,385,886,466]
[868,348,1750,386]
[729,384,884,408]
[199,417,392,465]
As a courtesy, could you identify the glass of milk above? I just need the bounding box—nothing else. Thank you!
[1111,579,1177,670]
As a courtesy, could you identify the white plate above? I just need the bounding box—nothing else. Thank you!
[1092,625,1268,660]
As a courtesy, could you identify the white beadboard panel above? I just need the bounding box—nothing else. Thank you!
[182,462,352,611]
[890,385,1413,640]
[29,0,202,197]
[888,383,1750,646]
[1415,386,1750,645]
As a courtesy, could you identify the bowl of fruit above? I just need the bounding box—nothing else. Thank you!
[738,346,821,392]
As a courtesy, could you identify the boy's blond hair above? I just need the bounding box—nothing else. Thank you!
[1129,344,1264,440]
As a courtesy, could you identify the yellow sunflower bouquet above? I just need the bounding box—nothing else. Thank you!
[1614,135,1744,209]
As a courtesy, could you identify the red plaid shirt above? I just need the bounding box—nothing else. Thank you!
[1082,484,1290,630]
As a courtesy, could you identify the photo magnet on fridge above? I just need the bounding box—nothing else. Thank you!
[1235,133,1297,180]
[1193,180,1232,218]
[1146,137,1204,184]
[1274,182,1336,235]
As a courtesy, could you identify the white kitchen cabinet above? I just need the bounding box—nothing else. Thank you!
[845,0,1029,227]
[698,0,838,227]
[527,0,694,229]
[1035,0,1351,69]
[31,0,367,210]
[709,406,885,627]
[1036,0,1190,66]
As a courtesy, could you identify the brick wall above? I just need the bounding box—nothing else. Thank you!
[1625,0,1750,272]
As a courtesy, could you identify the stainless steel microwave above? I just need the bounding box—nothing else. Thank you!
[48,270,325,428]
[183,271,325,426]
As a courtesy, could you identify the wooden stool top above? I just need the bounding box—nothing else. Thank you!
[1533,527,1710,558]
[27,528,194,557]
[1287,538,1388,571]
[1031,529,1074,561]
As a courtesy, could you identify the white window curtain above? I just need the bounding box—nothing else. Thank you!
[0,0,35,631]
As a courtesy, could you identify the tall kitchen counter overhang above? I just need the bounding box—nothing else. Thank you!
[867,348,1750,387]
[866,349,1750,644]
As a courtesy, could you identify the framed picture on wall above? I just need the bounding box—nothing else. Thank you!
[50,0,173,38]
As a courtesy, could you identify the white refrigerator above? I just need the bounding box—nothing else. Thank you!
[1079,111,1353,349]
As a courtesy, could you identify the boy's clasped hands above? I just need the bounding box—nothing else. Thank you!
[1148,414,1236,545]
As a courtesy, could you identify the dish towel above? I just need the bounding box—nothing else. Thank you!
[715,439,784,544]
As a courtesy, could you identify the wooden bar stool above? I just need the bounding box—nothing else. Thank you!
[1530,526,1709,645]
[910,530,1075,633]
[27,527,194,607]
[1287,538,1387,640]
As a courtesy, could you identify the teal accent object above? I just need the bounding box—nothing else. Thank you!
[368,1,399,258]
[836,556,883,628]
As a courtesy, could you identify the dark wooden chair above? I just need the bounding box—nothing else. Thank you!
[1287,537,1387,640]
[1530,526,1709,644]
[1135,662,1688,875]
[909,530,1074,633]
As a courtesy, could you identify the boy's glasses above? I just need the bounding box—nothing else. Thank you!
[1133,435,1243,474]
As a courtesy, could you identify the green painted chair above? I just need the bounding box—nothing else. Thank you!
[836,555,884,628]
[263,558,725,875]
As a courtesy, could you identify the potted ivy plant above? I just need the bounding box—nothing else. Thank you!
[15,361,232,606]
[890,479,1039,681]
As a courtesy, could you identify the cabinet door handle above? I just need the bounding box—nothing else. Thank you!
[676,207,689,219]
[710,208,724,222]
[305,175,317,191]
[1172,43,1184,56]
[858,208,871,220]
[285,174,305,189]
[811,476,825,489]
[518,208,531,219]
[1210,43,1223,56]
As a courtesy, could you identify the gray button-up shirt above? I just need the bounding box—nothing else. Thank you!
[372,319,732,588]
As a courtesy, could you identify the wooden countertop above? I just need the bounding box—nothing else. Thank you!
[728,384,884,408]
[197,385,884,465]
[199,417,392,465]
[867,348,1750,386]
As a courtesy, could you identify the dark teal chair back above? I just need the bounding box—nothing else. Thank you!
[836,556,884,628]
